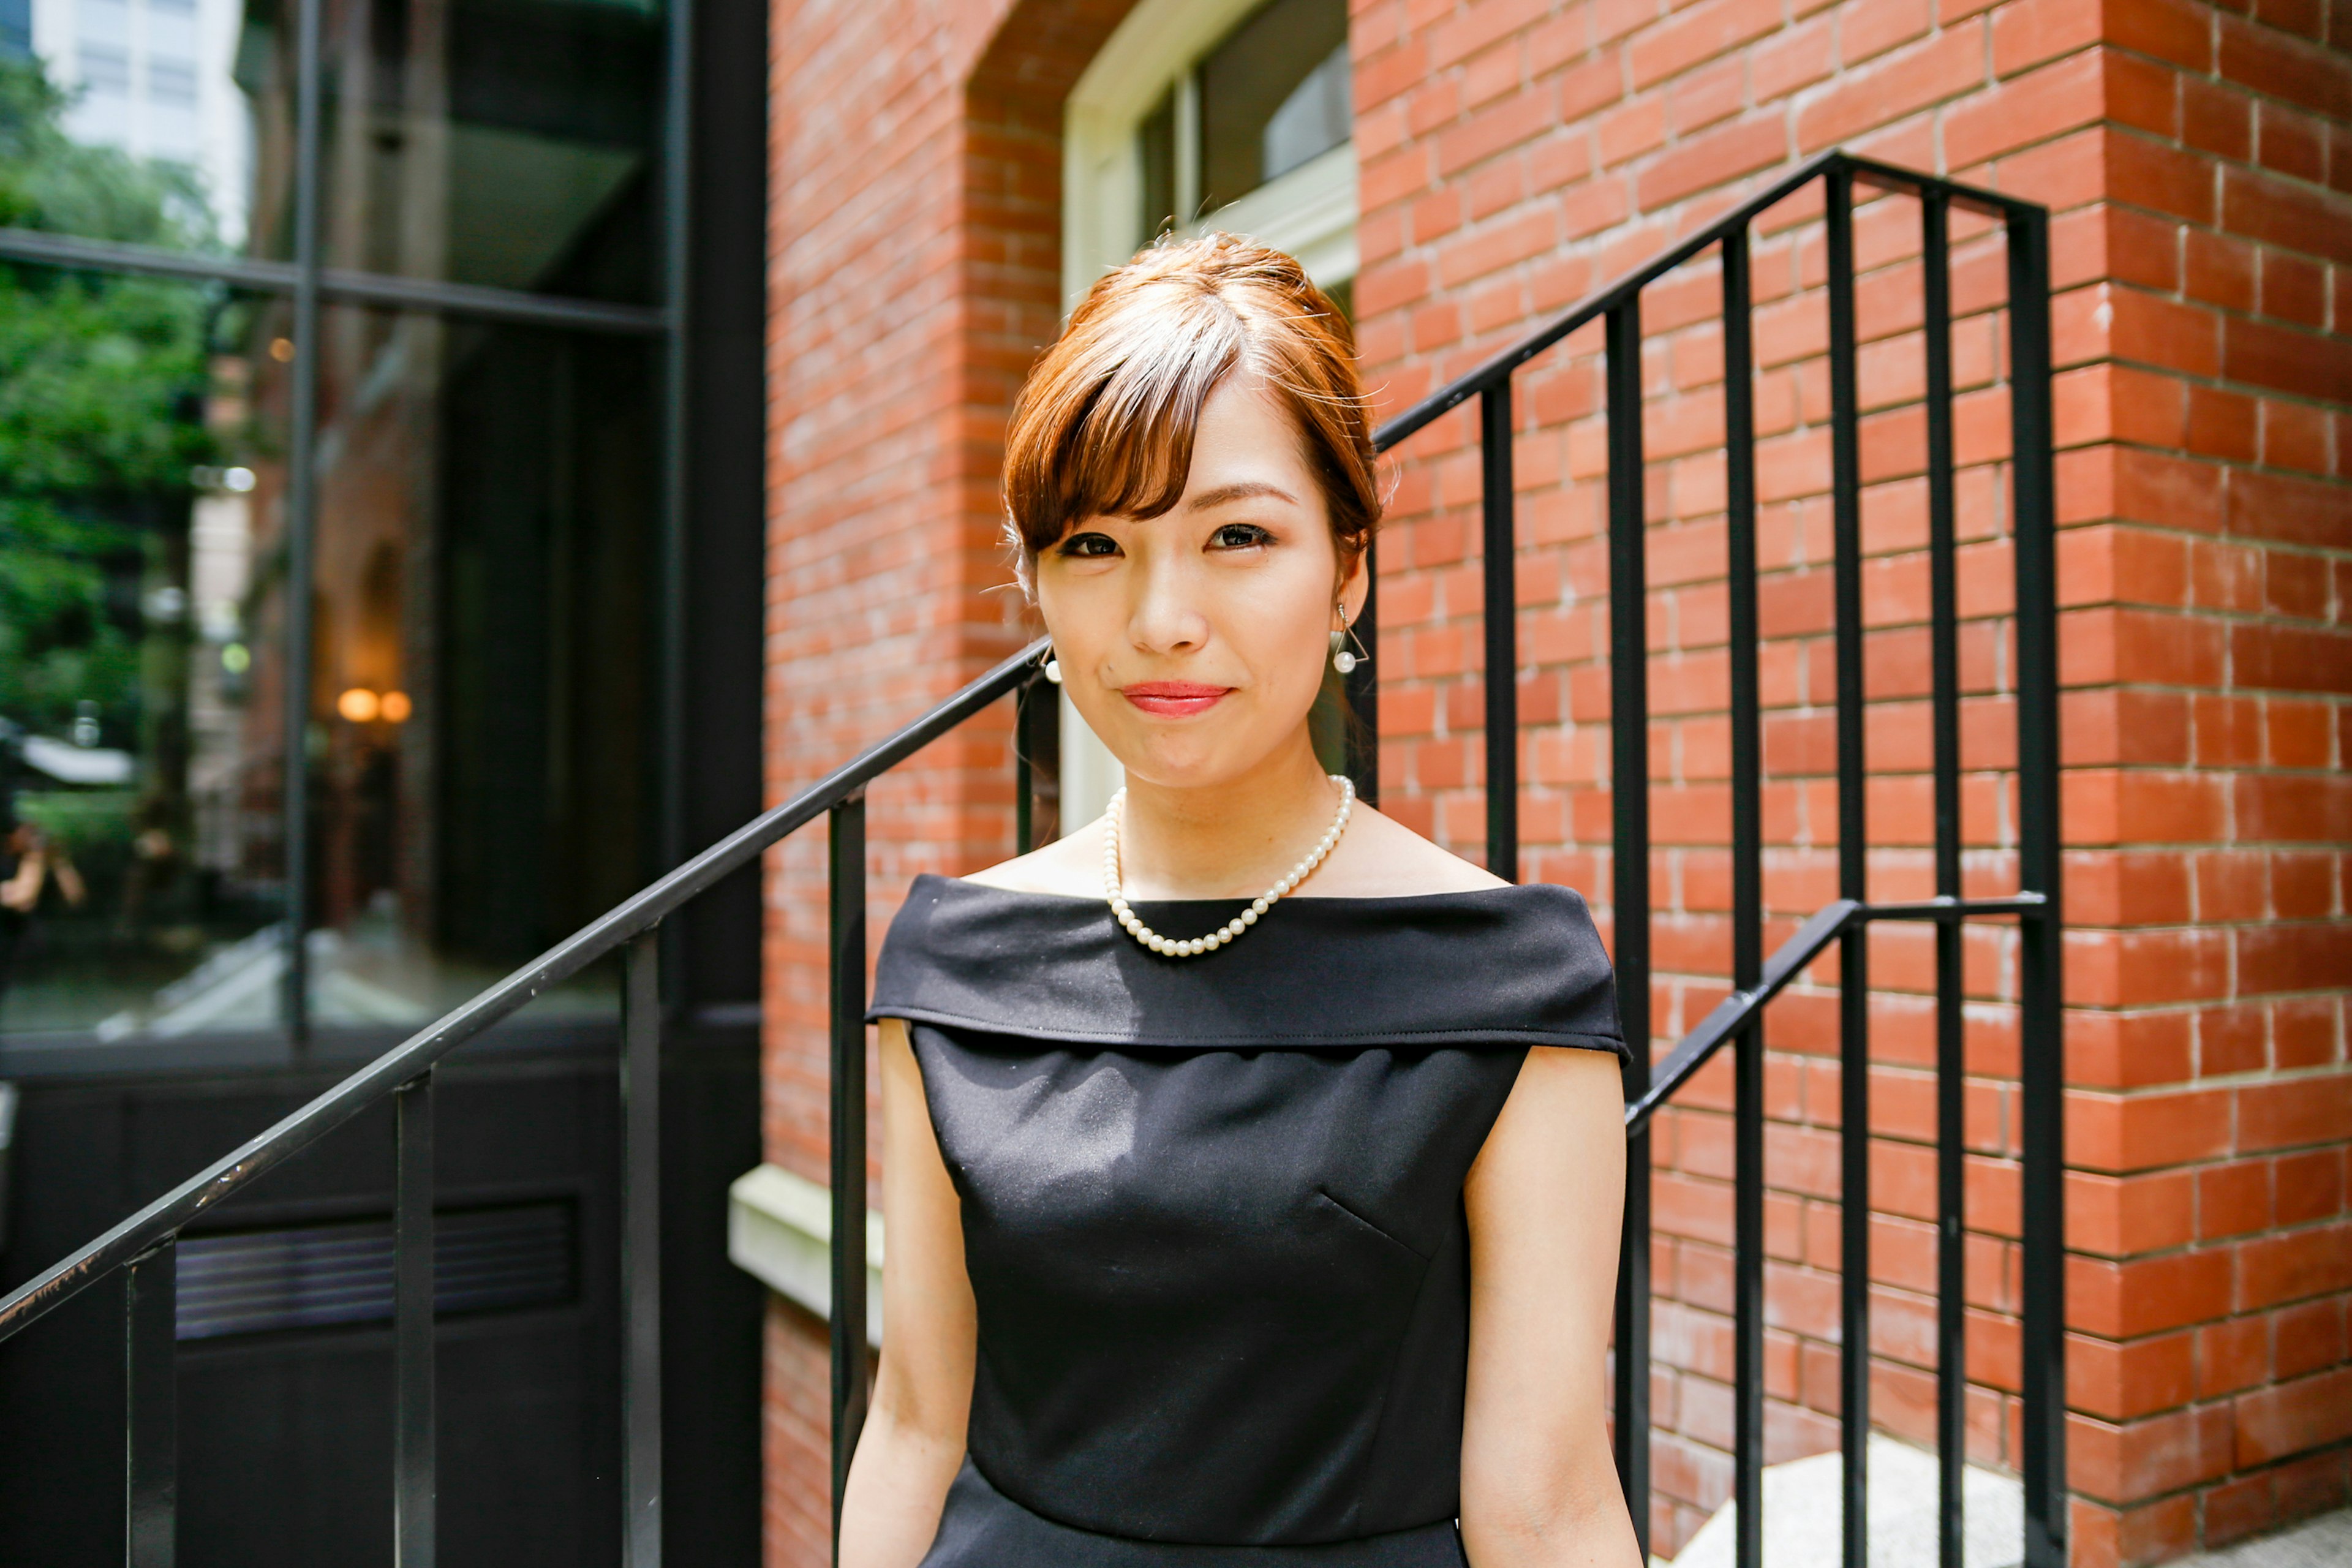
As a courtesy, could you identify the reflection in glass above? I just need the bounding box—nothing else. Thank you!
[282,306,655,1025]
[1199,0,1348,214]
[238,0,663,302]
[1137,87,1175,241]
[0,46,238,249]
[10,0,251,247]
[0,269,287,1035]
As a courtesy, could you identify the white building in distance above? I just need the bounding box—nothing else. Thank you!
[28,0,250,244]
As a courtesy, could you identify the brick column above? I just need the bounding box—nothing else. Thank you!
[761,1,1134,1561]
[1348,0,2348,1562]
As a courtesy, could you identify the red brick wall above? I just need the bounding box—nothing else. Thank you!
[761,0,2350,1562]
[1348,0,2350,1562]
[760,0,1133,1559]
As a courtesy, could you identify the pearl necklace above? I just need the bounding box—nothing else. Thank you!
[1103,775,1356,958]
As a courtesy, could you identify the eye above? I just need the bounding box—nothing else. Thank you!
[1209,523,1271,550]
[1057,531,1120,559]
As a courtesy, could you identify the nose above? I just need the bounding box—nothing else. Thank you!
[1127,547,1209,657]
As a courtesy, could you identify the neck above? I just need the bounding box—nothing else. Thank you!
[1114,733,1343,900]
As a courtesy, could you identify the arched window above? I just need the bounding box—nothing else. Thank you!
[1055,0,1355,826]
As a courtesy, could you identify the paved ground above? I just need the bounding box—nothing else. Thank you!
[2169,1509,2352,1568]
[1662,1436,2023,1568]
[1657,1438,2346,1568]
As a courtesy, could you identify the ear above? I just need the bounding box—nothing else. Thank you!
[1336,543,1371,628]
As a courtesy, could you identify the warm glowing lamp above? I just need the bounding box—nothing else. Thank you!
[337,687,380,722]
[380,690,413,723]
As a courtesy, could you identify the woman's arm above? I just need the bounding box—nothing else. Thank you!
[1,850,46,913]
[51,846,86,907]
[1460,1046,1643,1568]
[837,1019,978,1568]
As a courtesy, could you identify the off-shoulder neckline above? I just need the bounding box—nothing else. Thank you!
[868,873,1627,1057]
[927,871,1562,908]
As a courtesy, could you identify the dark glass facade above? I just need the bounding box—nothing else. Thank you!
[0,0,692,1043]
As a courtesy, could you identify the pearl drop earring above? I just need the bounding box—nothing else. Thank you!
[1330,627,1361,676]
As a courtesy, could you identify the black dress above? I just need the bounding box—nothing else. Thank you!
[867,874,1626,1567]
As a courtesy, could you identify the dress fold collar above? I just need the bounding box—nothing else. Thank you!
[867,874,1627,1056]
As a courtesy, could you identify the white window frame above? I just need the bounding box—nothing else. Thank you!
[1053,0,1357,831]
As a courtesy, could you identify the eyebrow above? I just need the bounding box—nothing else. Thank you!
[1182,480,1300,511]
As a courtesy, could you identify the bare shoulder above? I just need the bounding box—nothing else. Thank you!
[1307,804,1509,897]
[958,816,1107,897]
[962,803,1501,899]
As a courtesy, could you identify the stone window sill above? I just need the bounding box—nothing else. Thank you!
[726,1163,883,1346]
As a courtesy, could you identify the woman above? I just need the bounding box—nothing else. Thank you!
[1,815,88,1009]
[841,235,1643,1568]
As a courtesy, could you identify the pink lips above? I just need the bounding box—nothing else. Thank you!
[1120,680,1232,718]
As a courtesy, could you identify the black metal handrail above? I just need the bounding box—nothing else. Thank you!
[0,637,1046,1344]
[0,636,1047,1568]
[1352,146,2064,1568]
[0,148,2062,1568]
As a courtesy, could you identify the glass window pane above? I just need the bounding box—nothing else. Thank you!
[297,306,658,1025]
[1,275,288,1036]
[1137,88,1175,242]
[1198,0,1348,215]
[237,0,665,304]
[0,40,243,254]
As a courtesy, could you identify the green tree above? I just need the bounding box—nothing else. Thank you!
[0,57,216,742]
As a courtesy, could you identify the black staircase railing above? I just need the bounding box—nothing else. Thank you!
[0,148,2062,1568]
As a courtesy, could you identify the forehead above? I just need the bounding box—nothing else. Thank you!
[1178,377,1318,494]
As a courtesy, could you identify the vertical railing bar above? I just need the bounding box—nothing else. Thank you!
[1723,224,1765,1568]
[125,1243,176,1568]
[2006,205,2067,1568]
[394,1072,437,1568]
[1922,189,1966,1568]
[655,0,695,892]
[1604,296,1652,1561]
[829,793,872,1557]
[1346,541,1380,807]
[1826,164,1871,1568]
[1014,677,1036,856]
[622,932,663,1567]
[1481,384,1519,881]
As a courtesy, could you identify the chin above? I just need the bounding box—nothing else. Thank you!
[1115,739,1257,792]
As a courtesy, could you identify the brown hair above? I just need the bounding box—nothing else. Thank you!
[1002,234,1379,590]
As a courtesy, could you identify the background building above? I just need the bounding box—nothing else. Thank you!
[0,0,772,1555]
[28,0,249,242]
[753,2,2351,1566]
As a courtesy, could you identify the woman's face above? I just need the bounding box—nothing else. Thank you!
[1035,374,1362,794]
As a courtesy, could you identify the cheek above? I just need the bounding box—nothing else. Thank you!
[1227,557,1337,688]
[1033,573,1107,657]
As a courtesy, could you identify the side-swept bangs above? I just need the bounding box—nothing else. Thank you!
[1003,235,1379,588]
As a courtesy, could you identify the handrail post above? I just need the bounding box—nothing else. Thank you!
[125,1242,176,1568]
[1825,162,1872,1568]
[1722,221,1764,1568]
[1604,296,1651,1559]
[1346,540,1379,805]
[394,1072,437,1568]
[1480,382,1518,881]
[2007,200,2067,1568]
[622,932,663,1567]
[1016,677,1038,856]
[829,792,872,1556]
[1922,187,1966,1568]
